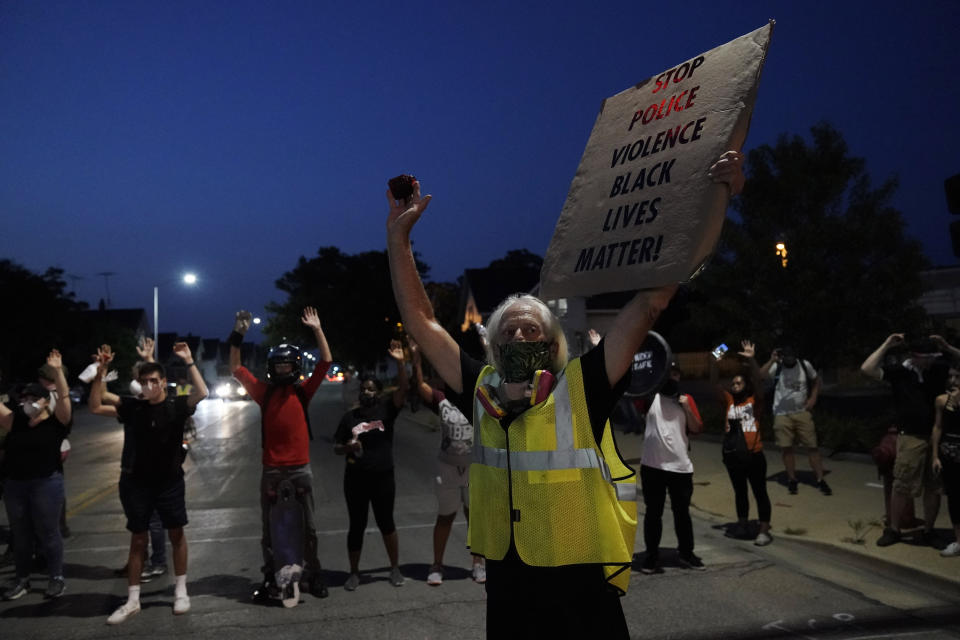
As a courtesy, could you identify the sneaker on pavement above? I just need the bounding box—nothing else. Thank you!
[344,572,360,591]
[639,554,663,575]
[2,578,30,601]
[281,582,299,609]
[754,532,773,547]
[940,542,960,557]
[726,521,751,539]
[252,579,281,602]
[876,527,901,547]
[817,480,833,496]
[173,594,191,615]
[106,601,141,625]
[426,566,443,586]
[307,577,328,598]
[389,566,405,587]
[678,553,706,571]
[43,577,66,599]
[471,563,487,584]
[787,479,798,495]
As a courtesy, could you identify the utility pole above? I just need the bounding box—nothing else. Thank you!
[96,271,116,308]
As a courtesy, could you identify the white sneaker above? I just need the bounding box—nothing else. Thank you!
[754,532,773,547]
[941,541,960,557]
[107,600,141,625]
[426,566,443,586]
[471,563,487,584]
[389,566,405,587]
[173,594,191,615]
[281,582,299,608]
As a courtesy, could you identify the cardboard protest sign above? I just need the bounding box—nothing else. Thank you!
[540,22,773,298]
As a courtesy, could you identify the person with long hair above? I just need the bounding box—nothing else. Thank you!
[714,341,772,546]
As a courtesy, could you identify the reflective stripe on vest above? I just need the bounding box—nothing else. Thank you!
[474,373,613,485]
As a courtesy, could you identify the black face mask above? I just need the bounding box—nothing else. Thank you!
[359,393,378,407]
[660,379,679,398]
[731,388,749,403]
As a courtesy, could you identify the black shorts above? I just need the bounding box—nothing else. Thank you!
[119,473,188,533]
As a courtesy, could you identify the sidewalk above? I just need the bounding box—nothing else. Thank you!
[614,430,960,584]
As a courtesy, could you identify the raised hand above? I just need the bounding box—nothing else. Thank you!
[708,150,745,196]
[738,340,756,359]
[301,306,321,330]
[234,310,253,334]
[587,329,602,347]
[931,334,950,350]
[386,179,432,237]
[886,333,905,347]
[136,337,155,361]
[173,341,193,363]
[96,344,115,367]
[387,339,405,362]
[47,349,63,370]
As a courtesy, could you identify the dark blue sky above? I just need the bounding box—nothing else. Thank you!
[2,1,958,342]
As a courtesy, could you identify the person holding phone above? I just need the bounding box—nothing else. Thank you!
[711,341,772,546]
[932,364,960,557]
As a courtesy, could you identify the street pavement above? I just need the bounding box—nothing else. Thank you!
[1,382,958,639]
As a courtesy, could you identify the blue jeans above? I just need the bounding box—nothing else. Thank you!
[4,472,65,579]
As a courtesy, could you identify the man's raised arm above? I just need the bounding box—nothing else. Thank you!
[229,310,252,374]
[861,334,903,381]
[386,180,463,394]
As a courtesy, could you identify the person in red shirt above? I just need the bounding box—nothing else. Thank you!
[229,307,332,603]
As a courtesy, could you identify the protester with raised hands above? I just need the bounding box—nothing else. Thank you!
[0,349,71,601]
[384,151,744,638]
[90,341,207,624]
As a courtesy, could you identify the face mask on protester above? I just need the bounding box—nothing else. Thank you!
[660,379,680,399]
[498,341,553,383]
[22,401,44,418]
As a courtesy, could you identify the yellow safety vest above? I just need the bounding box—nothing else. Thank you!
[468,358,638,594]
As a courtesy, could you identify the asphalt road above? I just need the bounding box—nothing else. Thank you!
[2,383,958,639]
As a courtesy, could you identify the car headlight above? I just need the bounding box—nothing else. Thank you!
[236,386,247,396]
[215,383,233,398]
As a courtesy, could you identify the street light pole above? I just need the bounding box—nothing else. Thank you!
[153,273,197,358]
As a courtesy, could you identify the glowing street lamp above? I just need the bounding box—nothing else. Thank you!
[153,272,199,349]
[775,242,788,268]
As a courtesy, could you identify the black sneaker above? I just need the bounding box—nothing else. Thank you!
[817,480,832,496]
[639,554,663,575]
[252,579,281,603]
[876,527,901,547]
[43,577,65,599]
[788,479,798,495]
[307,577,328,599]
[678,553,706,571]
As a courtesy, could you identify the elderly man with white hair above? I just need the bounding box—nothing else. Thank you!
[385,152,743,638]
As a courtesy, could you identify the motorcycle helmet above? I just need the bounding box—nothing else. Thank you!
[267,343,303,384]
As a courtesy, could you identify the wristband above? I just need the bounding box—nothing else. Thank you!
[186,361,197,367]
[228,331,244,348]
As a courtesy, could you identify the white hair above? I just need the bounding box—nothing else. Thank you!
[484,294,568,374]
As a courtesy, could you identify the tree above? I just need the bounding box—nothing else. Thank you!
[0,261,142,386]
[264,247,431,369]
[674,123,928,367]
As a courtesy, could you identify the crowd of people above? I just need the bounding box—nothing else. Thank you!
[2,153,958,637]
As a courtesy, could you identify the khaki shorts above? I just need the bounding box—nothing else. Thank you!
[774,411,818,449]
[435,460,470,515]
[892,433,941,497]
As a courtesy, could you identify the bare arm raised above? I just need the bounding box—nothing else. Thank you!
[386,181,464,393]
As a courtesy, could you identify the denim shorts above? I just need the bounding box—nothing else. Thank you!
[119,473,188,533]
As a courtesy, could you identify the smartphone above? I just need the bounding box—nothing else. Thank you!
[388,174,416,202]
[711,343,729,360]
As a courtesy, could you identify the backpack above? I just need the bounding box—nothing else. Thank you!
[260,384,313,449]
[773,358,816,398]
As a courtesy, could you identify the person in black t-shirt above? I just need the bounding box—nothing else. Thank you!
[862,334,960,547]
[0,350,71,601]
[333,340,408,591]
[90,342,208,624]
[384,152,745,639]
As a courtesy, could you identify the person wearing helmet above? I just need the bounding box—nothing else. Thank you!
[228,307,332,603]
